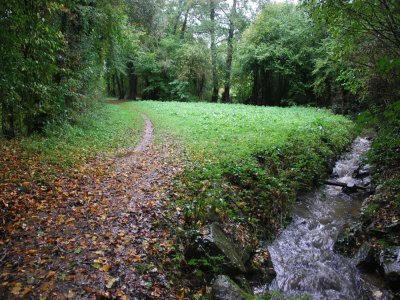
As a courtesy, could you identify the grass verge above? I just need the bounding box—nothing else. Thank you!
[131,101,354,236]
[19,101,144,167]
[0,99,143,240]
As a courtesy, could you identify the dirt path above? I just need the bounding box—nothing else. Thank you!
[135,113,154,152]
[0,108,185,299]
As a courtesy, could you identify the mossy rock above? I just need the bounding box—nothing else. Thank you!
[210,275,254,300]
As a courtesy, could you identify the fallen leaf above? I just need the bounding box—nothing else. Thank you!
[46,271,56,279]
[106,277,119,289]
[11,283,22,296]
[101,264,111,272]
[21,286,32,297]
[67,289,76,299]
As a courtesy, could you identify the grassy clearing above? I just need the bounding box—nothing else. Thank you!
[133,101,352,160]
[132,101,354,235]
[20,101,143,167]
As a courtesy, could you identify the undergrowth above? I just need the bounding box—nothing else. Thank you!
[357,101,400,248]
[19,101,143,167]
[132,101,354,237]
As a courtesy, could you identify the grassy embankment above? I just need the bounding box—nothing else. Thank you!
[2,99,354,236]
[132,101,354,236]
[14,102,144,168]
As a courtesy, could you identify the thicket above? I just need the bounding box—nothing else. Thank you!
[0,1,130,138]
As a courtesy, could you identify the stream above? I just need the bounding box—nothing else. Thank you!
[258,137,382,299]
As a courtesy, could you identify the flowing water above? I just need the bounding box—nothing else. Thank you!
[259,137,379,299]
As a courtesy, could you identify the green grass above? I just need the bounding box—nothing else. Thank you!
[131,101,354,235]
[21,101,144,167]
[132,101,352,161]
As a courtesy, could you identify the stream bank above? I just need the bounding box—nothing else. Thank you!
[259,137,380,299]
[335,175,400,299]
[178,136,398,299]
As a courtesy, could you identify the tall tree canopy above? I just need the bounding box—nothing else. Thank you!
[1,0,399,138]
[235,3,319,106]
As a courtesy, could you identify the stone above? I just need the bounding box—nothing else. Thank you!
[205,223,247,273]
[210,275,253,300]
[185,222,248,274]
[246,249,276,286]
[233,275,252,294]
[375,185,384,194]
[380,247,400,291]
[352,242,381,272]
[353,164,374,179]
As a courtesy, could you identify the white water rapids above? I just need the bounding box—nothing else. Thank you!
[257,137,383,299]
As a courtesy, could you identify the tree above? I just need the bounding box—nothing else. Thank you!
[209,0,219,102]
[0,1,63,137]
[221,0,237,103]
[303,0,400,107]
[0,0,127,137]
[235,3,318,106]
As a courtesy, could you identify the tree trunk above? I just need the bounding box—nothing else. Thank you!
[1,100,15,139]
[251,65,259,105]
[180,6,191,39]
[172,0,183,35]
[261,69,271,105]
[116,74,125,99]
[126,62,137,100]
[210,0,219,102]
[107,74,116,97]
[197,73,205,98]
[25,95,45,135]
[222,0,237,103]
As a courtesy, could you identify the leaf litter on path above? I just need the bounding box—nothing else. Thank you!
[0,112,186,299]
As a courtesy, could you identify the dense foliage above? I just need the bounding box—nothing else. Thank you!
[235,4,319,105]
[304,0,400,105]
[2,1,399,139]
[0,0,128,138]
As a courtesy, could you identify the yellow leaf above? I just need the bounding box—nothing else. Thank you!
[11,283,22,296]
[101,264,111,272]
[106,277,118,289]
[21,287,32,296]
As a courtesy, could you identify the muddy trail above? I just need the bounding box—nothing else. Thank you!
[0,105,184,299]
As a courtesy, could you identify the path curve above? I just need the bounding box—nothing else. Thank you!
[0,103,184,299]
[134,113,154,152]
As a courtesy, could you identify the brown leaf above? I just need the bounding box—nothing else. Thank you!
[11,283,22,296]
